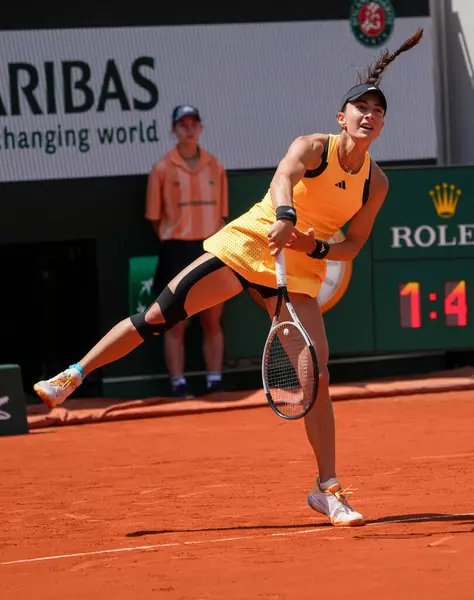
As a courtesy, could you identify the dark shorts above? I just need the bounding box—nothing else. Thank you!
[153,247,279,303]
[232,270,279,300]
[152,239,206,296]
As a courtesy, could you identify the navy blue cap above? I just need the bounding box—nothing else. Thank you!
[172,104,201,125]
[340,83,387,113]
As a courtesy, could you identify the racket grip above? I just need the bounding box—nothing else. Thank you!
[275,252,287,287]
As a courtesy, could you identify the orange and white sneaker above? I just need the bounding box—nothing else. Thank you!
[33,366,84,409]
[307,477,364,527]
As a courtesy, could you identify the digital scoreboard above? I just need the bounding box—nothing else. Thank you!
[398,281,466,329]
[372,260,474,353]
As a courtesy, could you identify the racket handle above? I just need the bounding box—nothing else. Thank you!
[275,252,287,287]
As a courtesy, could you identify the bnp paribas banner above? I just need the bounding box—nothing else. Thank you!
[0,17,434,183]
[373,166,474,260]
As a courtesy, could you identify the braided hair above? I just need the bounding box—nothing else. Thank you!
[358,28,424,86]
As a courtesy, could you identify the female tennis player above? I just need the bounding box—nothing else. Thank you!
[34,29,423,527]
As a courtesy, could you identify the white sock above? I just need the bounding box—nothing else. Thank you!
[319,477,339,491]
[206,372,221,388]
[171,376,186,389]
[68,363,85,383]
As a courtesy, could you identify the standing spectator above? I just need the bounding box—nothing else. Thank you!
[145,105,228,398]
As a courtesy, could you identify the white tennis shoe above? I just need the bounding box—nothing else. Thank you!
[34,367,83,409]
[308,477,364,527]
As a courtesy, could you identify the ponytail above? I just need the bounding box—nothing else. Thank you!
[358,28,424,86]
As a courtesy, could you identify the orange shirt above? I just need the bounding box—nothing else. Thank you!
[145,147,228,241]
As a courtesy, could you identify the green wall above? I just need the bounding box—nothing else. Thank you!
[2,163,473,398]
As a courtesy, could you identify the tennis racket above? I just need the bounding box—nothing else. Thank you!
[262,252,319,420]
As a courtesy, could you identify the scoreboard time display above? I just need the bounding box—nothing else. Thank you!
[370,168,474,354]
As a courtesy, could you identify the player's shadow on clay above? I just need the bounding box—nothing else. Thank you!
[126,513,474,538]
[359,512,474,540]
[368,512,474,525]
[126,522,333,537]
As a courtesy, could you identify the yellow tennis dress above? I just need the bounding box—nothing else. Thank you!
[203,134,372,298]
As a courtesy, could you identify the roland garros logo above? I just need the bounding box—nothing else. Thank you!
[0,396,11,421]
[349,0,395,47]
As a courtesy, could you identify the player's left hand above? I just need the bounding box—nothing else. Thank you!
[284,227,316,253]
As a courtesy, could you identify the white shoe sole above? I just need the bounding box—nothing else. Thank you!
[308,495,365,527]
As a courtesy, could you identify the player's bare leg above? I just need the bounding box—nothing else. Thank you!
[264,294,364,527]
[264,294,335,480]
[34,254,243,408]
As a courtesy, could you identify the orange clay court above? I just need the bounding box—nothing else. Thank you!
[1,382,474,599]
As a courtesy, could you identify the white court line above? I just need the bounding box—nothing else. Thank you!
[0,543,180,565]
[411,453,474,461]
[428,535,454,548]
[139,488,163,495]
[1,513,474,567]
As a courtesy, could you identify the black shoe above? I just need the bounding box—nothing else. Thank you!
[206,380,224,394]
[171,383,194,399]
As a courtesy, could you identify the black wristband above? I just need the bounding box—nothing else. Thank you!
[307,239,330,260]
[275,205,297,226]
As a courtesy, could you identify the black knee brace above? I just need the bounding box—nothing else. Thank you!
[130,286,187,341]
[130,256,225,342]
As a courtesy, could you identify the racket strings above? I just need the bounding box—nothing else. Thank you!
[265,324,314,417]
